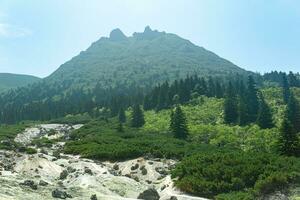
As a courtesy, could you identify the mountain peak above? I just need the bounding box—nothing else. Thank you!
[144,26,152,33]
[109,28,127,41]
[133,26,164,40]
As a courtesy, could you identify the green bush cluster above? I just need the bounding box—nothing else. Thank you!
[172,151,300,199]
[0,123,29,150]
[31,137,55,148]
[64,119,221,161]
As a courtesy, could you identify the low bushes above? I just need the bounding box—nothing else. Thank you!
[172,151,300,199]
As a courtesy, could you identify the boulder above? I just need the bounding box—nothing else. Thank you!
[39,180,49,186]
[52,189,72,199]
[59,170,69,180]
[113,164,119,170]
[141,168,148,175]
[20,180,38,190]
[90,194,98,200]
[137,188,160,200]
[84,167,93,175]
[131,163,139,171]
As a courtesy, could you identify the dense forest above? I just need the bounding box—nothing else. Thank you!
[0,71,299,125]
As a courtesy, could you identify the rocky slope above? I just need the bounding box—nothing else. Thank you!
[0,124,207,200]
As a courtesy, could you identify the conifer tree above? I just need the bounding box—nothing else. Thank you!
[118,107,126,123]
[288,71,299,87]
[224,82,238,124]
[237,80,248,126]
[246,76,259,123]
[215,81,224,98]
[131,104,145,128]
[207,77,216,97]
[286,93,300,132]
[170,105,189,139]
[238,95,248,126]
[282,73,290,104]
[257,93,274,129]
[143,95,152,111]
[277,116,299,156]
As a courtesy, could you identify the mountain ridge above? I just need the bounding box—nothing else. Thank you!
[45,26,249,89]
[0,73,41,92]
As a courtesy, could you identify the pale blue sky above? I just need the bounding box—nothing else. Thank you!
[0,0,299,78]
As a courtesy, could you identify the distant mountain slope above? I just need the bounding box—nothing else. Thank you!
[0,73,41,92]
[46,26,249,89]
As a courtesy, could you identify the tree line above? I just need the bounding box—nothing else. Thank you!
[0,72,299,126]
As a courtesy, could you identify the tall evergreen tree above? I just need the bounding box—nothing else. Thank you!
[131,104,145,128]
[246,76,259,123]
[118,107,126,123]
[237,80,248,126]
[238,95,248,126]
[286,93,300,132]
[277,116,299,156]
[207,77,216,97]
[288,71,299,87]
[170,105,189,139]
[215,81,224,98]
[257,93,274,129]
[224,82,238,124]
[282,73,290,104]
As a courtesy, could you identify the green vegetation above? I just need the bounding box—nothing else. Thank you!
[172,151,300,199]
[62,82,300,199]
[0,123,30,149]
[25,147,38,154]
[64,119,220,161]
[48,27,247,90]
[170,105,189,139]
[130,104,145,128]
[0,73,40,93]
[31,137,55,148]
[0,27,299,199]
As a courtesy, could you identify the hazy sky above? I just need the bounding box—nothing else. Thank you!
[0,0,299,78]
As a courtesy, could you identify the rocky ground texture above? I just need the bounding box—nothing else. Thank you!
[0,124,208,200]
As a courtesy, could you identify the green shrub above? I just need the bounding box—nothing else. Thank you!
[31,137,54,148]
[25,147,37,154]
[172,151,300,199]
[216,191,254,200]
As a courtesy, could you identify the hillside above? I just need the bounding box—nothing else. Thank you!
[46,26,248,88]
[0,73,41,92]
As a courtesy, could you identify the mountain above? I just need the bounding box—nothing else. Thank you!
[0,27,252,124]
[0,73,41,92]
[46,26,249,89]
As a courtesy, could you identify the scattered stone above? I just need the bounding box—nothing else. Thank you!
[125,174,132,179]
[137,188,160,200]
[20,180,38,190]
[39,180,49,186]
[84,167,93,175]
[90,194,98,200]
[141,168,148,175]
[59,170,69,180]
[133,175,140,182]
[113,164,119,170]
[131,163,139,171]
[67,166,76,173]
[155,167,168,175]
[52,189,72,199]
